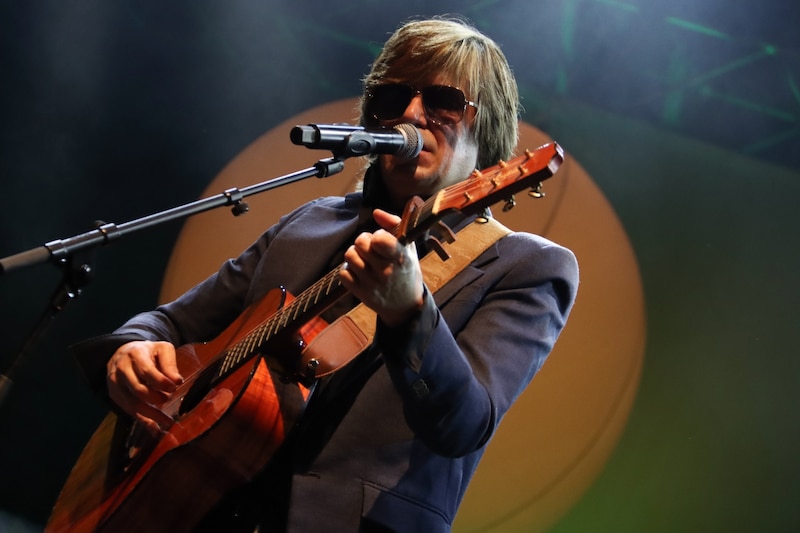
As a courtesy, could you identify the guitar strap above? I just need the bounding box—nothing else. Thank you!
[298,216,512,378]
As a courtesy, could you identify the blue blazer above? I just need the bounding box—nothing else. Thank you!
[103,191,579,532]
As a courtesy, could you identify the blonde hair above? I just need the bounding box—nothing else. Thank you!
[360,17,520,169]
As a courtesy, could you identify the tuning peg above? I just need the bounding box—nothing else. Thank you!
[502,195,517,212]
[528,183,545,199]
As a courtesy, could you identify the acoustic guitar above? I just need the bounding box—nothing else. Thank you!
[45,142,563,532]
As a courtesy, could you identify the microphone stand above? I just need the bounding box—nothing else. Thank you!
[0,155,346,408]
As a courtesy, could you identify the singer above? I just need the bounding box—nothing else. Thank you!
[66,16,578,533]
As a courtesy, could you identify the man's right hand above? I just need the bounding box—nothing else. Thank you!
[106,340,184,431]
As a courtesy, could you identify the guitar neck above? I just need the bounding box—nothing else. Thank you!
[243,267,346,351]
[192,268,345,393]
[397,144,563,242]
[204,143,563,386]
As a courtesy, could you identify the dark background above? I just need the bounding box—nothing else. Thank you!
[1,1,798,531]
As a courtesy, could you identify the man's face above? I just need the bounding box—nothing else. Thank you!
[375,76,479,211]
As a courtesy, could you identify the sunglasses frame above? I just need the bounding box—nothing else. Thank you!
[365,83,478,126]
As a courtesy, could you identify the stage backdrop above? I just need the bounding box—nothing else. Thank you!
[1,2,798,532]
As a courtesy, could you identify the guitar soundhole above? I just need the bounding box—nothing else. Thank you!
[177,354,255,415]
[179,379,210,415]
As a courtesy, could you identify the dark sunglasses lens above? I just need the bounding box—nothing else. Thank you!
[423,86,466,110]
[423,86,467,124]
[422,85,467,124]
[367,85,414,121]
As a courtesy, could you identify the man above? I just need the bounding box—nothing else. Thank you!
[99,16,578,532]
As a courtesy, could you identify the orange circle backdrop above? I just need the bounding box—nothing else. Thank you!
[159,99,646,532]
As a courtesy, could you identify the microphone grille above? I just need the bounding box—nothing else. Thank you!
[393,123,423,159]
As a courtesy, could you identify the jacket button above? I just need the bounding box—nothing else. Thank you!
[412,379,430,398]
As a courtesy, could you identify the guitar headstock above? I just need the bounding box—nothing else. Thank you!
[396,142,564,243]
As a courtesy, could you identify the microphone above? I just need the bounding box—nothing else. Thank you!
[290,123,422,159]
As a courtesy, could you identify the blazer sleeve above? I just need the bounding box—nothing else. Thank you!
[375,231,579,457]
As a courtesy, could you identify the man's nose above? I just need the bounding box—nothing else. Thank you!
[400,94,426,125]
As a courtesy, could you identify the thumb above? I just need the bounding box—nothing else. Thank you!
[153,341,184,384]
[372,208,401,232]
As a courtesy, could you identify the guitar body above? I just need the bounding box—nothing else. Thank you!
[46,288,317,533]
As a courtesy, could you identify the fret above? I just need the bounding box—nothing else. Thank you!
[325,273,339,296]
[242,335,257,361]
[299,292,312,313]
[229,344,243,365]
[288,301,301,322]
[255,324,268,346]
[220,351,234,375]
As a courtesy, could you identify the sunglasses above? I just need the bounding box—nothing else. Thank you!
[364,84,477,126]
